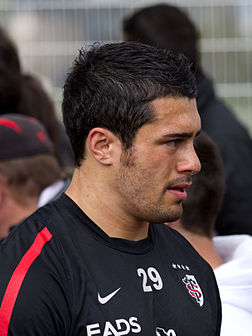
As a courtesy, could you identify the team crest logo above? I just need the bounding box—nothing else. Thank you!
[182,274,204,307]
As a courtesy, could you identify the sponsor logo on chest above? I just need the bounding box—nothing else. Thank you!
[86,317,141,336]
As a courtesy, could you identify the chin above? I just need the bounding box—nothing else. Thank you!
[163,204,183,223]
[149,209,182,224]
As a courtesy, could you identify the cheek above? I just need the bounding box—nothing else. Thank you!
[136,159,174,186]
[129,147,176,179]
[148,154,175,176]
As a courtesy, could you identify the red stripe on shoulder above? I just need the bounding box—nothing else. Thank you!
[0,227,52,336]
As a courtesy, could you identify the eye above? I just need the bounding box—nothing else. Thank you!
[167,139,180,148]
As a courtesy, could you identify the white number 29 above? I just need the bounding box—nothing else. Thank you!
[137,267,163,292]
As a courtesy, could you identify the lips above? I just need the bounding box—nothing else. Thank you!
[167,183,191,200]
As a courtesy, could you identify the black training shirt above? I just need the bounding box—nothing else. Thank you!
[0,194,221,335]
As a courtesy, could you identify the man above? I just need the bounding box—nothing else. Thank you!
[123,3,252,236]
[167,131,252,335]
[0,42,221,335]
[0,114,66,241]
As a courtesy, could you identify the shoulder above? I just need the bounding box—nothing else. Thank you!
[154,224,215,273]
[0,201,73,335]
[153,224,221,331]
[155,224,202,255]
[0,194,76,284]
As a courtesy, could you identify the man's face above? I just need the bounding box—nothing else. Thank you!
[114,96,201,224]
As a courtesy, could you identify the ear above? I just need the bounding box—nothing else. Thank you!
[87,128,119,165]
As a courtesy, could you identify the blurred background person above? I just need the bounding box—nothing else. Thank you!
[123,3,252,236]
[167,131,252,336]
[0,25,74,170]
[0,114,69,242]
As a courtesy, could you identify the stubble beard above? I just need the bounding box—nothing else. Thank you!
[117,149,184,224]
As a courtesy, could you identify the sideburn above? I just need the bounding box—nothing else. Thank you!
[120,147,136,168]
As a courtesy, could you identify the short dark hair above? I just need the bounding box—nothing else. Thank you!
[123,4,200,71]
[62,42,197,166]
[181,132,225,237]
[0,154,62,206]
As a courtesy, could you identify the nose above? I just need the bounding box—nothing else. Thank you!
[176,145,201,176]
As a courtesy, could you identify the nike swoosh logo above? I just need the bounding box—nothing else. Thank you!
[98,287,121,304]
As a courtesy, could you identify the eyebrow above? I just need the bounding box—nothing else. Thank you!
[162,130,201,139]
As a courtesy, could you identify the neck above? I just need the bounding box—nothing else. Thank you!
[169,222,224,269]
[66,167,149,241]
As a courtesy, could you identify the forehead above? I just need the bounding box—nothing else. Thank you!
[148,96,201,134]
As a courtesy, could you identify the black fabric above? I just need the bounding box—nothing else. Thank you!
[0,114,53,160]
[196,72,252,235]
[0,193,221,335]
